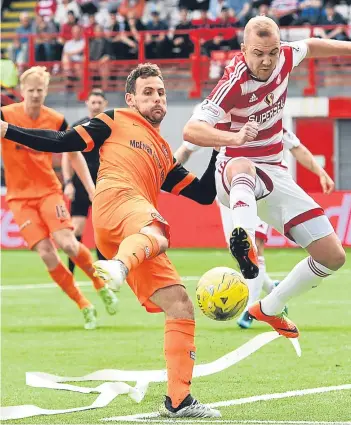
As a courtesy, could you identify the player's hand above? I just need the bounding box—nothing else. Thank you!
[0,119,9,138]
[319,172,335,194]
[64,182,75,201]
[235,122,259,146]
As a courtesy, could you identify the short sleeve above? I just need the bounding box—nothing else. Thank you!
[183,141,203,152]
[283,128,301,150]
[288,41,308,68]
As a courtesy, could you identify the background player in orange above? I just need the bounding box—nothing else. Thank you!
[0,63,243,418]
[61,89,108,275]
[1,66,118,330]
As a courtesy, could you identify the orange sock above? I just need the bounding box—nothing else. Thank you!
[164,319,196,408]
[71,243,105,290]
[49,262,91,309]
[114,233,160,271]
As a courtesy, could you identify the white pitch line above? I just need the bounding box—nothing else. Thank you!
[102,384,351,422]
[103,418,351,425]
[110,419,348,424]
[1,269,350,291]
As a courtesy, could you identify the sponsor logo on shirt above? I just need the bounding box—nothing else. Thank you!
[248,98,285,125]
[130,139,153,155]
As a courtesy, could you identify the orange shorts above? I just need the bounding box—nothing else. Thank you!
[93,187,181,313]
[8,192,73,249]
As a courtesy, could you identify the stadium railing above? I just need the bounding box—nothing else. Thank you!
[3,24,351,99]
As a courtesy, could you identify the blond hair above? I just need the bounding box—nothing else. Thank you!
[20,66,50,89]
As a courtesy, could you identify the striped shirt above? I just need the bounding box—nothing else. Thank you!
[191,41,308,165]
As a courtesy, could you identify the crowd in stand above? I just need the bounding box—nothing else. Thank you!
[6,0,351,77]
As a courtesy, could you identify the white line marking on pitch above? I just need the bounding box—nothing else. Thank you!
[102,384,351,422]
[1,270,350,291]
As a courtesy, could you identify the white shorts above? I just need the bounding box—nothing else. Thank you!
[216,158,334,248]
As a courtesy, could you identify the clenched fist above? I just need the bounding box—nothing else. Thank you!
[235,121,259,146]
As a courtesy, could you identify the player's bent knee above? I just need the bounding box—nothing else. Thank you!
[59,238,79,257]
[328,246,346,270]
[226,158,256,182]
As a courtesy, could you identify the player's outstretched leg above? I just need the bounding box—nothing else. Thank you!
[94,227,163,291]
[249,233,345,338]
[149,285,221,419]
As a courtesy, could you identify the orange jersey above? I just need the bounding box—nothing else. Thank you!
[74,108,195,206]
[1,102,67,201]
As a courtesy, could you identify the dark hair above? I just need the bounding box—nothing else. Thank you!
[125,63,163,94]
[257,29,271,37]
[88,89,106,99]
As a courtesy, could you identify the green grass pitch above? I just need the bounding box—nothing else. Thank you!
[1,248,351,424]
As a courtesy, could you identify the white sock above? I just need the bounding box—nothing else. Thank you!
[218,202,233,247]
[246,268,265,307]
[260,256,276,294]
[260,257,334,315]
[229,173,257,242]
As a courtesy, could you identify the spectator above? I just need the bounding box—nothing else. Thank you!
[296,0,322,24]
[62,25,85,83]
[76,0,98,15]
[95,0,111,27]
[170,8,194,58]
[60,10,79,41]
[84,13,98,36]
[178,0,210,11]
[123,11,145,58]
[8,12,34,71]
[36,0,57,18]
[257,3,278,23]
[118,0,146,20]
[89,24,111,90]
[192,9,214,27]
[212,5,238,26]
[316,2,348,40]
[55,0,81,26]
[35,14,58,61]
[145,10,169,59]
[226,0,251,25]
[270,0,299,26]
[107,12,137,59]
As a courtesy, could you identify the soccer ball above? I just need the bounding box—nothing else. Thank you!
[196,267,249,321]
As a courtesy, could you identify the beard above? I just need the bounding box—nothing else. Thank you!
[134,104,166,125]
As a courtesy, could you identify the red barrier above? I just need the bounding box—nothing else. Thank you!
[1,192,350,249]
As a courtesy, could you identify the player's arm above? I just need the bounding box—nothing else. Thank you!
[162,150,218,205]
[67,152,95,201]
[173,141,203,165]
[283,128,335,194]
[0,110,114,153]
[304,38,351,58]
[61,152,75,200]
[290,144,335,194]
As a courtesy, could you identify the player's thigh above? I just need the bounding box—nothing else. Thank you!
[216,158,265,208]
[71,216,87,235]
[39,192,74,234]
[93,188,170,259]
[8,199,49,249]
[127,253,183,314]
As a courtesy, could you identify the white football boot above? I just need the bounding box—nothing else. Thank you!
[160,395,221,418]
[93,260,128,292]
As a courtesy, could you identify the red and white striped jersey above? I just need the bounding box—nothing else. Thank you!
[191,41,308,164]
